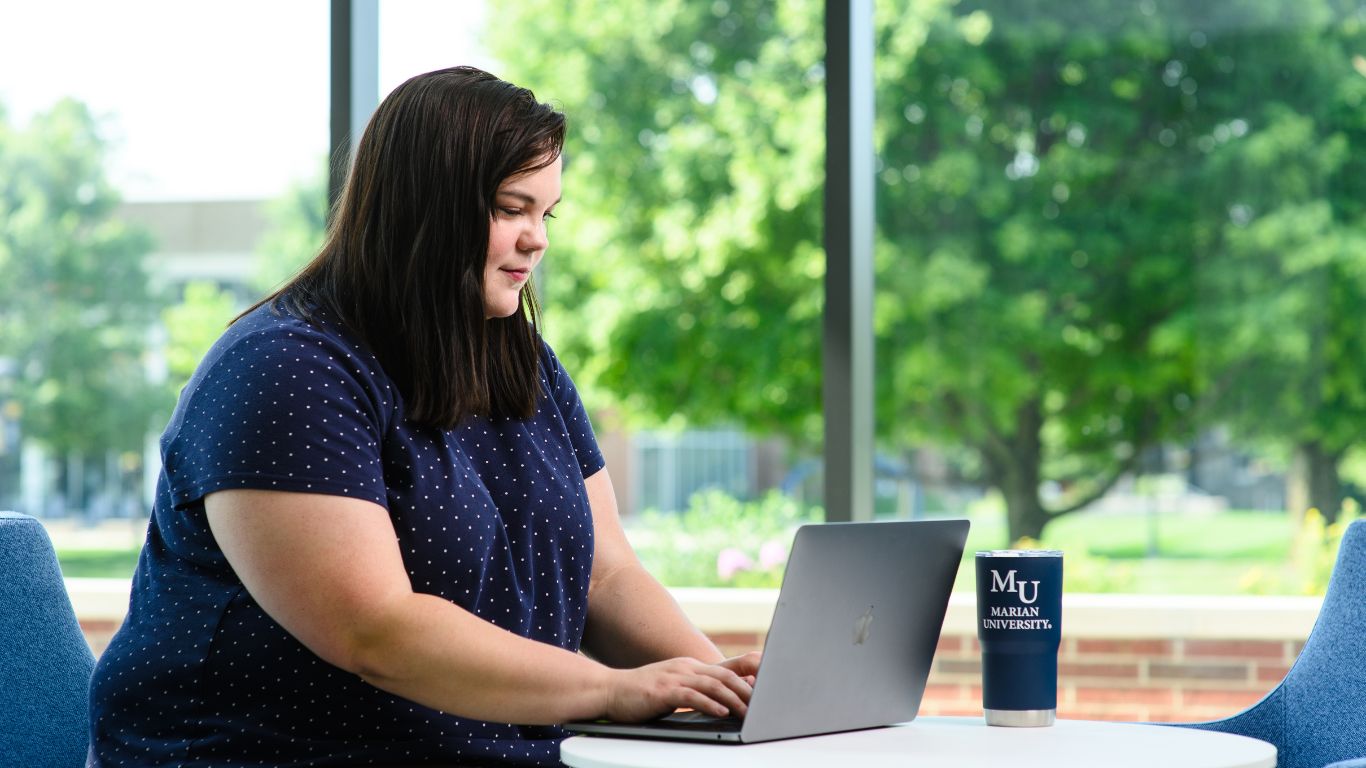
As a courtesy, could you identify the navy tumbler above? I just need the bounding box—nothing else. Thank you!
[975,550,1063,727]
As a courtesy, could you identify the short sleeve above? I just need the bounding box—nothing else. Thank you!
[540,341,606,480]
[161,321,393,510]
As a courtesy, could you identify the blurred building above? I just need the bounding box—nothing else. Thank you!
[118,199,264,297]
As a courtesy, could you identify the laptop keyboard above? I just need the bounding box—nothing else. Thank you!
[658,710,744,731]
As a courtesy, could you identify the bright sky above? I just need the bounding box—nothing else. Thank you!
[0,0,496,201]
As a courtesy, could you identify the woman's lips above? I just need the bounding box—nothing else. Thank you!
[501,267,530,283]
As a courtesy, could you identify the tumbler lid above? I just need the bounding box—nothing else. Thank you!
[975,549,1063,557]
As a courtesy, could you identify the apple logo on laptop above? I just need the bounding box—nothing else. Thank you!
[853,605,874,645]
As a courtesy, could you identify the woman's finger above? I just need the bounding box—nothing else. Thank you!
[717,651,762,678]
[686,668,750,716]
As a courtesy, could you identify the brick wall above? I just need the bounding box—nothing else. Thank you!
[685,589,1320,723]
[926,634,1298,722]
[74,583,1318,723]
[704,629,1292,722]
[80,619,121,657]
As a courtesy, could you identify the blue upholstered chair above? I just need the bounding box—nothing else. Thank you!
[0,511,97,768]
[1178,518,1366,768]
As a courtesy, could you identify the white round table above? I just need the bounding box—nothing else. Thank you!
[560,717,1276,768]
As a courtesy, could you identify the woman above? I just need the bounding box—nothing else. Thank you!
[89,66,758,767]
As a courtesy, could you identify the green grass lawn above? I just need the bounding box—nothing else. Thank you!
[56,547,142,578]
[57,508,1334,596]
[961,508,1294,559]
[953,508,1323,595]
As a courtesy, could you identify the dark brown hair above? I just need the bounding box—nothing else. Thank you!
[249,66,565,428]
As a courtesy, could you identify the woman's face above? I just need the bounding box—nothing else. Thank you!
[484,155,562,318]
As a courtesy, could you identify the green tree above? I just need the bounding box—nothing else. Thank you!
[880,0,1366,535]
[0,99,165,493]
[489,0,828,429]
[874,0,1284,540]
[252,159,328,294]
[161,281,238,389]
[1193,98,1366,522]
[495,0,1366,542]
[494,0,1177,540]
[871,0,1366,536]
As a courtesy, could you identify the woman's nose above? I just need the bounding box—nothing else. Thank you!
[520,218,549,252]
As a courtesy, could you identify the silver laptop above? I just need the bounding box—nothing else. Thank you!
[564,518,969,743]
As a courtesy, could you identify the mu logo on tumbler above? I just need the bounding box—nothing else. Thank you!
[989,568,1041,604]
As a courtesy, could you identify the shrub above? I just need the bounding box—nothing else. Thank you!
[627,490,819,588]
[1294,502,1360,595]
[1238,502,1361,595]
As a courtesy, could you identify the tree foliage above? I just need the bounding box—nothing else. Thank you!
[872,0,1366,536]
[1181,20,1366,522]
[0,99,165,459]
[488,0,827,436]
[490,0,1366,540]
[161,281,238,388]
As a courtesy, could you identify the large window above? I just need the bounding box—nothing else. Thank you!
[490,0,1365,593]
[874,0,1366,592]
[0,0,536,574]
[0,2,328,557]
[4,1,1360,595]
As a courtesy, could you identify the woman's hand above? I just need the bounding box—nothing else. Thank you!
[717,651,762,686]
[604,656,757,722]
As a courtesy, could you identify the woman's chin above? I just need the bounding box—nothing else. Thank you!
[483,300,521,319]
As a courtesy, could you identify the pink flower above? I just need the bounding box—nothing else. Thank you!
[758,540,788,570]
[716,547,754,580]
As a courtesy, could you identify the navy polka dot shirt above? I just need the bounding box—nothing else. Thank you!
[89,300,604,767]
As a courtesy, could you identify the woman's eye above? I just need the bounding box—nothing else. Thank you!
[499,207,521,216]
[543,211,557,221]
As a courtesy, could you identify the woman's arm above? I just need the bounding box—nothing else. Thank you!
[205,488,753,724]
[580,469,762,677]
